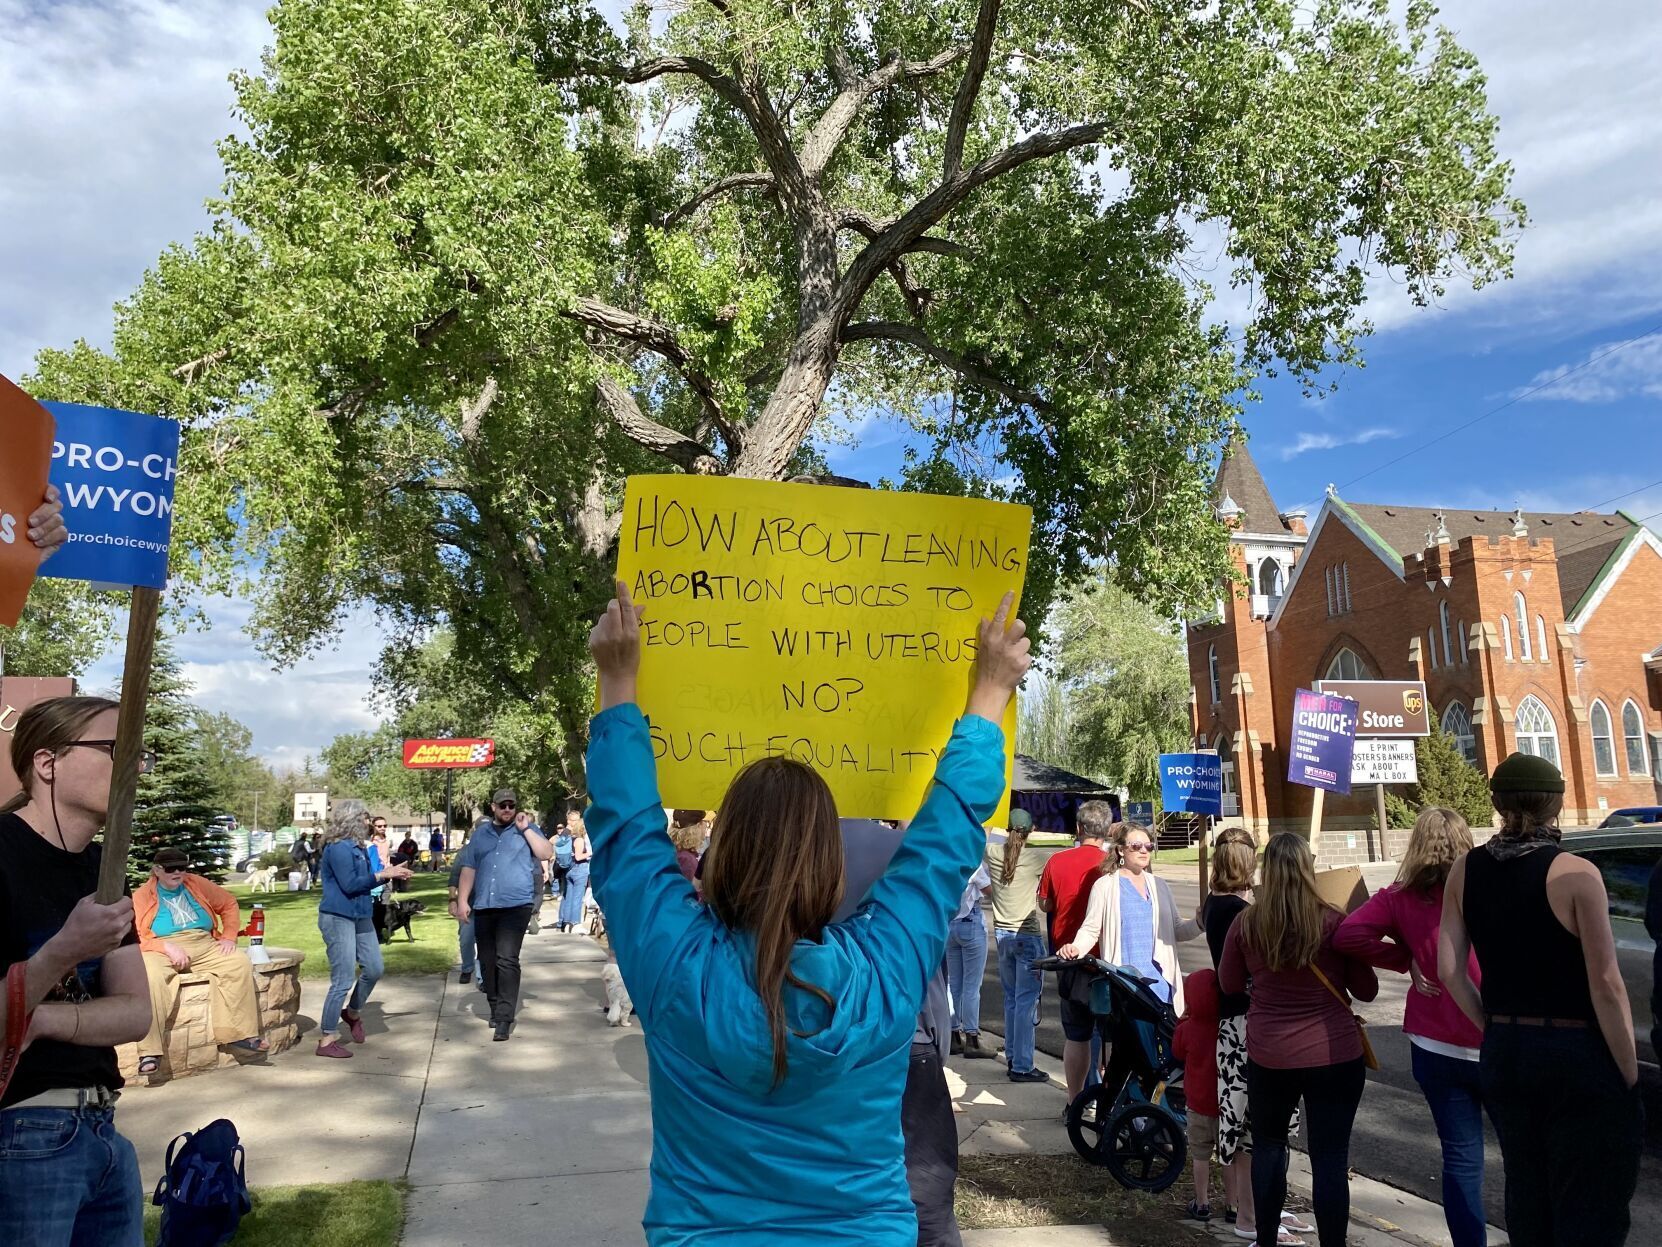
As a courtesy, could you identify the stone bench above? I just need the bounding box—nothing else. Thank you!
[117,946,307,1083]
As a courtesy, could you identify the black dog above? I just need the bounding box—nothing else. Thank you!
[375,897,427,944]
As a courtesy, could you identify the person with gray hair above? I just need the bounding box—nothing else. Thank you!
[316,813,412,1058]
[1037,799,1116,1103]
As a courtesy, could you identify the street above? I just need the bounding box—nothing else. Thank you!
[977,873,1662,1237]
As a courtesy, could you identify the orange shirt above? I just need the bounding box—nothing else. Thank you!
[133,872,242,954]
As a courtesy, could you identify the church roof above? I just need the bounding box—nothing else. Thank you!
[1338,501,1637,615]
[1213,441,1287,533]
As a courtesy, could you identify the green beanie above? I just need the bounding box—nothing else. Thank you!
[1489,752,1565,794]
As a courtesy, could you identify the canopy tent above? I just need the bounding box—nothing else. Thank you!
[1010,755,1118,835]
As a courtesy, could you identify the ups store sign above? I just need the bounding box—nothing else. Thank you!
[0,677,79,804]
[1315,679,1429,737]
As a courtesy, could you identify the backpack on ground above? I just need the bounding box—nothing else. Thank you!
[554,832,575,869]
[152,1118,252,1247]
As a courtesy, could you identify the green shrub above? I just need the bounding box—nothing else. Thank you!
[1384,726,1494,831]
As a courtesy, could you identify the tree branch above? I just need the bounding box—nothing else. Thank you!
[593,375,722,474]
[561,297,739,451]
[839,211,970,256]
[841,320,1045,409]
[944,0,1002,180]
[659,171,774,229]
[801,46,967,177]
[840,121,1109,314]
[459,377,497,444]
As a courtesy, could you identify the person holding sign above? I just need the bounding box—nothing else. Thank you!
[0,696,153,1246]
[585,581,1029,1247]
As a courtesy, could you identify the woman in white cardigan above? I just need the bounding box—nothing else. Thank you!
[1057,823,1202,1015]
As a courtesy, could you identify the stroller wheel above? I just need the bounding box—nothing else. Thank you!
[1101,1101,1187,1193]
[1064,1085,1120,1166]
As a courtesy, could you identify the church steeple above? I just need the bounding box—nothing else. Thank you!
[1213,439,1287,534]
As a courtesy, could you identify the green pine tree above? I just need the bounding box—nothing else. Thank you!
[126,639,232,883]
[1385,726,1494,832]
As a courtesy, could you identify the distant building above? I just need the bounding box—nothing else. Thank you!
[1186,441,1662,856]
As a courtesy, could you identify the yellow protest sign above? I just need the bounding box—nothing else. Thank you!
[614,475,1031,822]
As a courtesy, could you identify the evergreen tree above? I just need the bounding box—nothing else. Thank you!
[1385,726,1494,833]
[126,639,231,883]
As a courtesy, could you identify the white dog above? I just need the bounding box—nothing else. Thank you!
[246,866,278,893]
[601,962,634,1027]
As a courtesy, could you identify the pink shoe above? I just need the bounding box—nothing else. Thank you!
[316,1040,353,1059]
[342,1010,367,1044]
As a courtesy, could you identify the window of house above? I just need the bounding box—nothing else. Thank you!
[1441,701,1477,765]
[1514,695,1560,768]
[1324,648,1367,682]
[1514,592,1532,661]
[1536,615,1549,664]
[1439,601,1453,668]
[1590,701,1617,776]
[1208,645,1221,704]
[1258,560,1283,597]
[1341,563,1352,612]
[1501,614,1513,660]
[1216,734,1236,797]
[1325,567,1335,616]
[1623,701,1649,775]
[1428,628,1438,670]
[1458,618,1468,664]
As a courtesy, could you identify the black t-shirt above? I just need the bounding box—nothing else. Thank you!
[0,812,137,1107]
[1203,892,1251,1019]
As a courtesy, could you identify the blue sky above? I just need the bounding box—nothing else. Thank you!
[4,0,1660,767]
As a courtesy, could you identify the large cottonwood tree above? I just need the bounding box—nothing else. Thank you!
[29,0,1522,789]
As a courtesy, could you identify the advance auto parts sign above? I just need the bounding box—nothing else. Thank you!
[402,739,496,769]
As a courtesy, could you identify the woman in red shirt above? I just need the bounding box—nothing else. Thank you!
[1335,808,1486,1247]
[1220,833,1378,1247]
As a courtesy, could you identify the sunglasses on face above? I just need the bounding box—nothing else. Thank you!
[1124,842,1154,852]
[495,802,517,810]
[65,740,156,774]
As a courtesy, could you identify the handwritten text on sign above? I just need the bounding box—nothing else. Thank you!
[614,475,1031,820]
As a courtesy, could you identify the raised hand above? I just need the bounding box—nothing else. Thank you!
[590,579,647,709]
[28,484,67,564]
[967,590,1031,722]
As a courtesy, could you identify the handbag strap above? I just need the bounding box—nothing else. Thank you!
[1308,963,1352,1009]
[0,960,33,1102]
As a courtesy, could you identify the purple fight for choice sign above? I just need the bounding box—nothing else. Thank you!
[1287,688,1360,795]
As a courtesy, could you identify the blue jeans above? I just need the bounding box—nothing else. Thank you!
[1411,1044,1487,1247]
[318,911,384,1036]
[945,914,988,1035]
[558,862,590,928]
[0,1106,142,1245]
[458,914,476,975]
[995,930,1044,1074]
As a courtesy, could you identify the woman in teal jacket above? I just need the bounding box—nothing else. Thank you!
[586,582,1029,1246]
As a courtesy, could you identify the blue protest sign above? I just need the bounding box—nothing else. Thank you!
[36,401,179,590]
[1158,753,1223,816]
[1287,688,1360,795]
[1124,800,1156,824]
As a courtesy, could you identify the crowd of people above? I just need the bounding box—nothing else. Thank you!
[0,497,1653,1247]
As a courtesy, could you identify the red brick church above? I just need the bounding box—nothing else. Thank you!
[1185,441,1662,845]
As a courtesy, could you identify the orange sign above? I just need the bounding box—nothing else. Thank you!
[402,738,496,768]
[0,376,57,627]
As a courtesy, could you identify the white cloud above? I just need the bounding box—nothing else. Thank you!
[0,0,271,377]
[1280,427,1399,460]
[1514,334,1662,404]
[81,596,385,771]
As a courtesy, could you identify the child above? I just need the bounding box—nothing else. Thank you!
[1173,966,1222,1222]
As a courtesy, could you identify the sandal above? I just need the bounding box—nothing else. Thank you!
[228,1037,270,1053]
[1281,1211,1315,1234]
[1235,1229,1305,1246]
[137,1056,161,1075]
[1184,1201,1211,1222]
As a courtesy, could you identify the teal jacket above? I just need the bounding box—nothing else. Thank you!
[586,704,1005,1246]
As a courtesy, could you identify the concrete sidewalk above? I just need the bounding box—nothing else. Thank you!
[115,913,1493,1246]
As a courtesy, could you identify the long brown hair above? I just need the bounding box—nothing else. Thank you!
[1000,824,1031,884]
[1236,833,1337,972]
[702,757,844,1087]
[1210,825,1258,894]
[1,696,121,814]
[1396,807,1473,895]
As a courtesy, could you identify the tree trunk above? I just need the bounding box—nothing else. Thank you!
[733,316,840,479]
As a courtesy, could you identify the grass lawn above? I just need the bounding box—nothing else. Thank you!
[955,1154,1193,1245]
[145,1180,404,1246]
[226,871,457,979]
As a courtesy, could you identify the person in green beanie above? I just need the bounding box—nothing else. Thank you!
[1437,752,1642,1246]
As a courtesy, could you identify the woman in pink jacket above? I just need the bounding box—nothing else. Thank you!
[1335,808,1485,1247]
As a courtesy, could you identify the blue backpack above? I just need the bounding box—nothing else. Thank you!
[554,832,575,869]
[152,1118,251,1247]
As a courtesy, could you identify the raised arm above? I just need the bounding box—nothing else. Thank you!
[585,581,707,1022]
[846,591,1030,999]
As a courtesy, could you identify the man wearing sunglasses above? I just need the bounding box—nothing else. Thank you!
[454,788,553,1041]
[132,847,268,1076]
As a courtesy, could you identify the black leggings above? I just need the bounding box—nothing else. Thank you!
[1247,1057,1366,1247]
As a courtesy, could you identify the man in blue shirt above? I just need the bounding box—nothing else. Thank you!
[455,788,553,1040]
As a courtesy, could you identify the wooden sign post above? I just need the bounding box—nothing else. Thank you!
[96,587,162,904]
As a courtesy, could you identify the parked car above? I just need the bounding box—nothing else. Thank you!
[1599,807,1662,829]
[1562,829,1660,1067]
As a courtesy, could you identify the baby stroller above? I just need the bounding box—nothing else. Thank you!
[1035,954,1187,1193]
